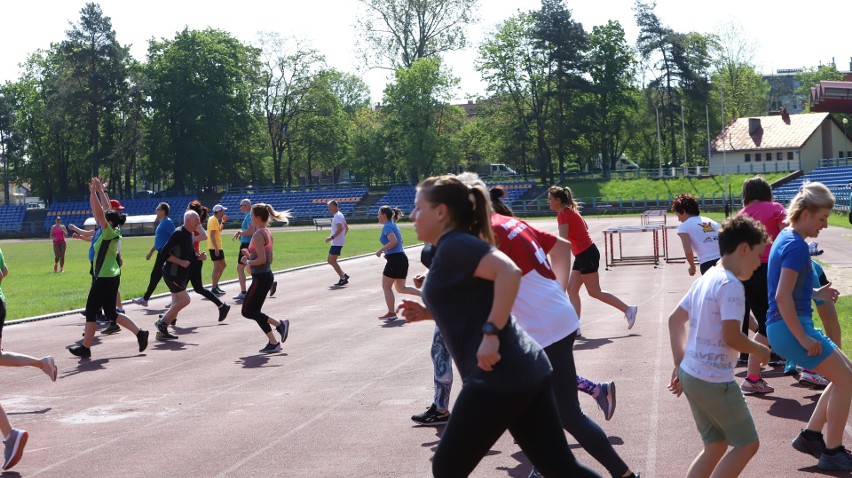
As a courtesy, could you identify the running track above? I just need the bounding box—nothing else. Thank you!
[2,216,850,477]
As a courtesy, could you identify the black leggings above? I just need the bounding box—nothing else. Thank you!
[188,260,222,307]
[741,263,768,336]
[545,333,629,477]
[433,376,599,478]
[143,249,168,301]
[242,271,274,333]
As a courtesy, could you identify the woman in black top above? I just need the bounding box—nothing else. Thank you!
[398,175,598,478]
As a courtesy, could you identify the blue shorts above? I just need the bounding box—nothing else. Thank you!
[767,318,838,371]
[329,245,343,256]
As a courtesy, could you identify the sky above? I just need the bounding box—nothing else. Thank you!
[1,0,850,103]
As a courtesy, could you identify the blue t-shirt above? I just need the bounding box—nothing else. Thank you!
[88,226,102,261]
[240,214,253,245]
[811,260,829,306]
[380,221,404,255]
[154,217,176,251]
[767,228,813,325]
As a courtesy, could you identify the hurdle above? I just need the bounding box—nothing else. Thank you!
[603,224,661,270]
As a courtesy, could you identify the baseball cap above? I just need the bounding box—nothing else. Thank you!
[212,204,227,212]
[109,199,125,211]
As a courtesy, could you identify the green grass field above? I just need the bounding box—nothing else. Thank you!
[1,226,418,321]
[564,173,790,200]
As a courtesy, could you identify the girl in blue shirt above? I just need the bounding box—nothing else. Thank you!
[375,206,420,320]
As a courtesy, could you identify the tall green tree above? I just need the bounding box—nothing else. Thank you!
[0,86,23,204]
[356,0,479,69]
[146,28,260,192]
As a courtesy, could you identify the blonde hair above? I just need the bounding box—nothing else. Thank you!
[787,182,835,223]
[252,203,292,225]
[548,186,580,211]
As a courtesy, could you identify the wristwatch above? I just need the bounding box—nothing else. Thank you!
[481,322,502,336]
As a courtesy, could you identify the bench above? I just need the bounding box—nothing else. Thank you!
[313,218,332,230]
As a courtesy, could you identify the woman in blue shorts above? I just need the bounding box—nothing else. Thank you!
[766,182,851,471]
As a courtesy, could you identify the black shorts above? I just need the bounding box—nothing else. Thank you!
[572,244,601,274]
[237,243,249,264]
[0,299,6,337]
[699,258,720,275]
[209,249,225,262]
[329,245,343,256]
[163,273,188,294]
[383,252,409,279]
[85,276,121,322]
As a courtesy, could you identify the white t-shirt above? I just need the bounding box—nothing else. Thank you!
[330,211,347,247]
[512,270,579,348]
[678,267,745,383]
[676,215,721,264]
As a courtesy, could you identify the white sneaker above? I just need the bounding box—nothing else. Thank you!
[233,291,246,301]
[799,370,830,388]
[116,307,126,314]
[625,305,638,329]
[132,297,148,307]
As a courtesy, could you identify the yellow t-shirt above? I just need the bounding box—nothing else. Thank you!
[207,216,223,251]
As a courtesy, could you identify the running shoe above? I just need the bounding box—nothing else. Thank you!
[411,404,450,426]
[798,370,829,388]
[53,264,57,272]
[212,287,226,296]
[768,351,785,366]
[792,429,826,458]
[155,320,177,340]
[740,377,774,394]
[116,307,126,314]
[69,345,92,358]
[133,297,148,307]
[259,342,281,354]
[595,381,617,421]
[527,469,544,478]
[2,428,28,471]
[784,360,799,375]
[136,329,149,353]
[276,319,290,344]
[101,322,121,335]
[378,312,398,321]
[233,291,246,301]
[269,281,278,297]
[818,447,852,471]
[625,305,638,329]
[218,303,231,322]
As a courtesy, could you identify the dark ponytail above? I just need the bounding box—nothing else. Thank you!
[417,175,495,245]
[489,187,513,217]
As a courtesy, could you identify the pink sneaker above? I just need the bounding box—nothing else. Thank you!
[741,377,774,394]
[53,264,57,272]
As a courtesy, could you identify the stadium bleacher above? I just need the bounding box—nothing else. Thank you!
[0,205,26,232]
[772,166,852,210]
[218,188,369,223]
[368,182,536,217]
[44,196,195,231]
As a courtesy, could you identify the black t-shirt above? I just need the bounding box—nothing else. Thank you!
[161,226,195,277]
[422,230,551,391]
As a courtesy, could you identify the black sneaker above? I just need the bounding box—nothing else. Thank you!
[101,322,121,335]
[155,320,177,340]
[269,281,278,297]
[259,342,281,354]
[212,287,226,296]
[277,319,290,344]
[218,303,231,322]
[792,430,826,458]
[411,404,450,426]
[136,330,149,353]
[769,351,785,366]
[818,446,852,471]
[69,345,91,358]
[342,274,349,284]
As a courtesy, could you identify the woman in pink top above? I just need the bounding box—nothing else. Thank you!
[50,217,68,272]
[548,186,638,331]
[736,175,788,394]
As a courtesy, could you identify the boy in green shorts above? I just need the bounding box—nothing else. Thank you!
[668,215,771,478]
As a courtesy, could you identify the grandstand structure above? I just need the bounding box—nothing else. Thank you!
[773,163,852,210]
[368,182,536,216]
[217,188,369,224]
[0,205,26,232]
[43,197,196,232]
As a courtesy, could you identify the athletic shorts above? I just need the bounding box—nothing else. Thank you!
[163,273,189,294]
[572,244,601,274]
[237,243,249,264]
[767,318,838,371]
[329,245,343,256]
[209,249,225,261]
[699,258,719,275]
[383,252,409,279]
[678,368,758,447]
[0,299,6,337]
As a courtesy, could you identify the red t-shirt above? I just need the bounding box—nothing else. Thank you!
[491,214,558,279]
[556,207,593,255]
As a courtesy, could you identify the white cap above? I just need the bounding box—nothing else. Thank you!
[212,204,227,212]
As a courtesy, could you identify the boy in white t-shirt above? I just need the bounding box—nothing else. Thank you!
[668,215,771,478]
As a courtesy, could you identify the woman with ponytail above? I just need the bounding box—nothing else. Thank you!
[398,175,598,477]
[375,206,420,321]
[241,203,292,354]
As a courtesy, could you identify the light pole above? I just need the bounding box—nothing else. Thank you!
[843,118,849,162]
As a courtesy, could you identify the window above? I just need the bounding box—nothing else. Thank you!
[745,153,751,162]
[841,151,845,159]
[777,152,783,161]
[787,152,794,160]
[755,153,762,162]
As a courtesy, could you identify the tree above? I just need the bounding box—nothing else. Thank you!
[0,86,23,204]
[356,0,479,69]
[796,64,844,112]
[710,22,769,122]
